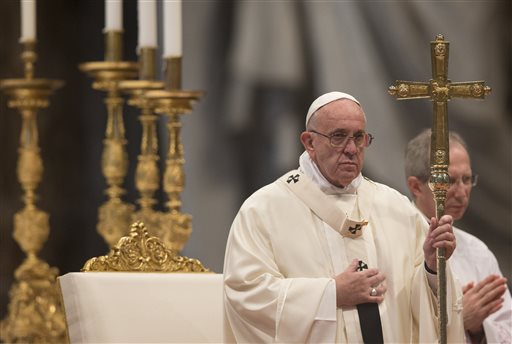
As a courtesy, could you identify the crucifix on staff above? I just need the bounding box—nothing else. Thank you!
[389,33,492,344]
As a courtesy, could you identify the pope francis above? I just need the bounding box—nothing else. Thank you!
[223,92,464,343]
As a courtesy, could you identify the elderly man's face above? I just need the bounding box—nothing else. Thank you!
[301,99,367,187]
[414,142,473,221]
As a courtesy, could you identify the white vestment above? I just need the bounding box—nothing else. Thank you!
[451,227,512,343]
[224,168,464,343]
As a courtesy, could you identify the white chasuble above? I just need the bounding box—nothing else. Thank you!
[223,170,464,343]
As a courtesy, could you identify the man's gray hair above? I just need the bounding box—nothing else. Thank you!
[404,128,468,182]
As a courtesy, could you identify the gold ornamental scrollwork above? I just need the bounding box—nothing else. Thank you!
[434,149,446,164]
[397,83,409,97]
[434,42,446,57]
[82,221,209,273]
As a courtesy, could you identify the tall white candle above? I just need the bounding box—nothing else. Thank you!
[105,0,123,31]
[20,0,36,42]
[163,0,182,57]
[137,0,157,48]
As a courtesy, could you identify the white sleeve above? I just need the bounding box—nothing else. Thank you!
[224,208,337,343]
[309,279,337,343]
[481,252,512,344]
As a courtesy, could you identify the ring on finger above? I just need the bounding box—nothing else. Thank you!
[370,287,377,296]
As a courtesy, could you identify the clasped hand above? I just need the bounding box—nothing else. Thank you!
[462,274,508,336]
[335,259,386,307]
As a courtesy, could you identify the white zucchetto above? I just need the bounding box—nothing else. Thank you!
[305,91,360,127]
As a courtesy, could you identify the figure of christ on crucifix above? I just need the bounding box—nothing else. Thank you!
[389,33,491,344]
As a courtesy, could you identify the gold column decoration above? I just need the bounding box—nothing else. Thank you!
[145,56,203,252]
[79,31,138,247]
[388,34,491,343]
[119,47,165,239]
[0,41,66,343]
[82,221,209,272]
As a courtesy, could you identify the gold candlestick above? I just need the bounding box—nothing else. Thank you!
[0,41,67,344]
[79,31,138,247]
[119,47,164,238]
[145,56,203,252]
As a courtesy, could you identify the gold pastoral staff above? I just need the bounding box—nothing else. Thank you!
[389,34,491,344]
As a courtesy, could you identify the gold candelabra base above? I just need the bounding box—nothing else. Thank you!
[0,255,67,343]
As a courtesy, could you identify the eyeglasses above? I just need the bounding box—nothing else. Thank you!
[449,174,478,187]
[309,130,374,148]
[420,174,478,188]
